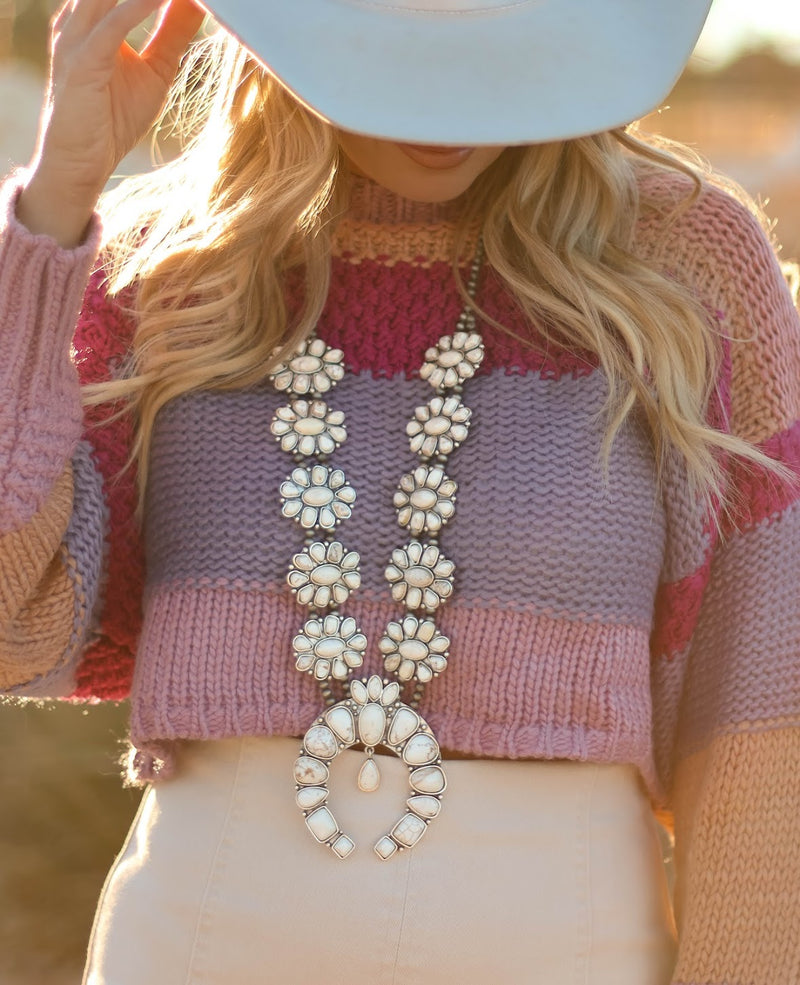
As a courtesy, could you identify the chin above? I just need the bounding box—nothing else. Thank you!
[337,132,507,203]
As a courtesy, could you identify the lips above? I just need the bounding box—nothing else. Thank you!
[396,144,474,170]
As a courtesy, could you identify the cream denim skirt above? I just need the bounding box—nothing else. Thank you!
[83,736,676,985]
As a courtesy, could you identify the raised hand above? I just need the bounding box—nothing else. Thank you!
[17,0,205,246]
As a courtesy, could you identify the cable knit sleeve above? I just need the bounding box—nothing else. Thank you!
[0,175,142,699]
[643,176,800,984]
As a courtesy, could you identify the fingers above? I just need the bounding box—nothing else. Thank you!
[83,0,168,70]
[51,0,162,73]
[141,0,206,82]
[55,0,117,38]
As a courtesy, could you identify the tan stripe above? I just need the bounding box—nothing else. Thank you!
[729,312,800,444]
[331,219,476,267]
[671,727,800,983]
[0,467,78,689]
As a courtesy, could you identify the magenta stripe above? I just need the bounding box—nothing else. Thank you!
[724,419,800,535]
[319,257,597,380]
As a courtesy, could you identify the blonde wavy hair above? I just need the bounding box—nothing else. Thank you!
[88,28,786,513]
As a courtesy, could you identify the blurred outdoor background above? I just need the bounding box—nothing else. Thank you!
[1,1,799,983]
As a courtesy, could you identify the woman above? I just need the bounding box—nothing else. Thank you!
[1,0,798,982]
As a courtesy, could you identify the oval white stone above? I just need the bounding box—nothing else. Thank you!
[438,349,463,368]
[325,706,355,743]
[407,795,441,819]
[406,566,434,588]
[425,415,451,436]
[409,765,447,794]
[387,707,420,745]
[304,725,338,759]
[402,732,440,766]
[367,676,383,701]
[296,786,328,810]
[295,417,326,435]
[294,756,329,785]
[292,355,322,373]
[311,564,342,586]
[315,636,346,659]
[303,486,334,507]
[305,806,338,842]
[358,704,387,746]
[410,488,439,509]
[391,813,427,848]
[398,639,428,662]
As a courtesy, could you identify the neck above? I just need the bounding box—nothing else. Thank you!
[343,173,467,226]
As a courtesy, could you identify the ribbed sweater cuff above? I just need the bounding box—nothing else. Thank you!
[0,174,102,531]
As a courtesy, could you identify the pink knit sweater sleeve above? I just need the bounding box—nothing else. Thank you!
[642,176,800,984]
[0,174,137,697]
[0,176,101,529]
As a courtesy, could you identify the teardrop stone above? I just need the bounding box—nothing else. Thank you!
[357,757,381,793]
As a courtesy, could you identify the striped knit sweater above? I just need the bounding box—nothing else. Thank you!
[1,169,799,984]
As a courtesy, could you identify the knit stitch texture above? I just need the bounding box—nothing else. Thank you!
[1,170,799,984]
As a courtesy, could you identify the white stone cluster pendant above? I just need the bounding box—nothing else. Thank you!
[271,243,483,861]
[294,675,445,860]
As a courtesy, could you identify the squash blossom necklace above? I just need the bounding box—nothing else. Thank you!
[269,246,484,860]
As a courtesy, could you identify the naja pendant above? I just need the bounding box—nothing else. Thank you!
[294,675,446,859]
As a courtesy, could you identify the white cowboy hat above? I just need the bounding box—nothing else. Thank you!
[199,0,713,145]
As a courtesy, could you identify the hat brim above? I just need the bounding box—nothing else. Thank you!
[199,0,712,145]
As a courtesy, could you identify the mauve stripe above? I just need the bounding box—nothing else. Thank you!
[145,371,664,627]
[659,446,714,584]
[130,581,658,793]
[64,440,107,635]
[676,498,800,756]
